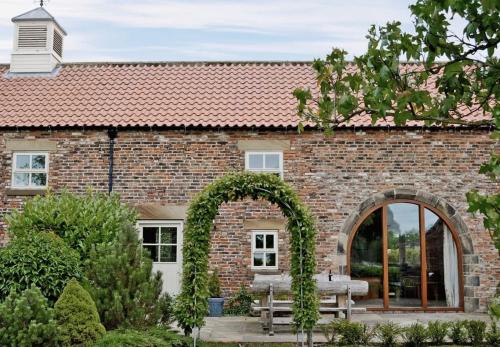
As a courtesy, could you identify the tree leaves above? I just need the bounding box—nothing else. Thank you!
[293,0,499,254]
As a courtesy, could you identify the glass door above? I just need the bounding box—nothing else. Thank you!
[350,201,462,310]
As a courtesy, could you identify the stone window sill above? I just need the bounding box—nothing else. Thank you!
[5,188,47,196]
[252,269,282,274]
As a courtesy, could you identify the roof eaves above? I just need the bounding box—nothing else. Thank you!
[12,7,67,35]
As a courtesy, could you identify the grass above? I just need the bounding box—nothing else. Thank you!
[93,327,296,347]
[200,344,295,347]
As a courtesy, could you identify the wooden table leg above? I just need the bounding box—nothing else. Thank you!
[337,294,347,319]
[268,283,274,336]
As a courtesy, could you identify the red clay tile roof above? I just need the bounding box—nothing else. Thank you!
[0,61,489,129]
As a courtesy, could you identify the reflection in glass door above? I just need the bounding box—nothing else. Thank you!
[387,203,421,307]
[350,209,384,308]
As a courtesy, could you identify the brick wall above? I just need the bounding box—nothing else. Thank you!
[0,127,498,311]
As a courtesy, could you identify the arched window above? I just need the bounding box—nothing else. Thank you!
[348,201,463,310]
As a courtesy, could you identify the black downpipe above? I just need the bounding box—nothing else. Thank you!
[107,128,118,194]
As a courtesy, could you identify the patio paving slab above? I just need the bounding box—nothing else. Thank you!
[197,313,490,343]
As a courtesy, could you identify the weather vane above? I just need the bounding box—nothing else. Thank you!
[38,0,49,7]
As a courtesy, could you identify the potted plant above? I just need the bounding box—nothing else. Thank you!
[207,269,224,317]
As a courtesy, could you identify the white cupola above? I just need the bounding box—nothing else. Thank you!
[10,5,67,73]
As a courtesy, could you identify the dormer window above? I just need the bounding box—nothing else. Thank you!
[11,152,48,189]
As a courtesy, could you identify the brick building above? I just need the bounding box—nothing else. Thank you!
[0,6,498,313]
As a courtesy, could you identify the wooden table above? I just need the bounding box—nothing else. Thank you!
[250,273,369,335]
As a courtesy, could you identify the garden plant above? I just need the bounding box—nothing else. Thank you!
[55,278,106,346]
[175,172,318,338]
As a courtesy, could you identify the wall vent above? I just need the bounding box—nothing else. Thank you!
[17,25,47,49]
[53,29,63,57]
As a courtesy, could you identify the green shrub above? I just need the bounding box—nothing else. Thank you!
[403,322,428,347]
[464,319,486,346]
[158,292,175,325]
[427,320,449,345]
[376,321,402,347]
[225,284,253,316]
[486,321,500,346]
[208,269,222,298]
[360,323,377,345]
[6,189,137,260]
[84,225,163,330]
[322,319,370,345]
[449,320,468,345]
[93,327,190,347]
[0,285,59,347]
[0,232,81,301]
[489,296,500,320]
[54,279,105,346]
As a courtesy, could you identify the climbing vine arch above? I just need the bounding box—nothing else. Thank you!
[175,172,319,333]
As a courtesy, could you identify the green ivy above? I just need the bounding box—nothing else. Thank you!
[175,172,319,333]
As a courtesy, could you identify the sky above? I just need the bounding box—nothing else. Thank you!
[0,0,416,63]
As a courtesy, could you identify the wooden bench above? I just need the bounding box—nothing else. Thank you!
[250,274,368,336]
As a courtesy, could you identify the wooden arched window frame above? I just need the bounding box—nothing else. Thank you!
[347,199,464,311]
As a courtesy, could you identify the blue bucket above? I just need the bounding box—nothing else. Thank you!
[208,297,224,317]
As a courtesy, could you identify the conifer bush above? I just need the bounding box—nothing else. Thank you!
[6,189,137,260]
[0,285,59,347]
[84,225,163,330]
[54,279,105,346]
[0,232,81,302]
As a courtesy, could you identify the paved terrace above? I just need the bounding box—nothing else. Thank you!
[194,313,490,344]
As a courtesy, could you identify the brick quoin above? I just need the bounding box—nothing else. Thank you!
[0,127,498,312]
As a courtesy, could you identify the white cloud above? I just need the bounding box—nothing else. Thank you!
[0,0,415,62]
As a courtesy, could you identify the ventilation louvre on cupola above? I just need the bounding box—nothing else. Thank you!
[53,29,63,57]
[17,25,47,49]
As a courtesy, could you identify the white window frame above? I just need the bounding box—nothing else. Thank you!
[245,151,283,178]
[11,152,49,189]
[137,220,183,264]
[251,230,278,270]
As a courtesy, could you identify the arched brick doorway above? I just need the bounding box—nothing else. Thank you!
[338,189,475,312]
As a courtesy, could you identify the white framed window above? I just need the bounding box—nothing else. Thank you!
[251,230,278,270]
[138,221,182,263]
[11,152,49,189]
[245,151,283,177]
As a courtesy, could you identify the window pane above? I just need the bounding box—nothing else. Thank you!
[160,245,177,262]
[253,252,264,267]
[15,155,30,169]
[350,208,384,308]
[387,203,421,307]
[143,227,158,243]
[143,245,158,262]
[13,173,29,187]
[425,209,460,307]
[32,155,46,169]
[31,173,47,186]
[248,154,263,169]
[266,253,276,267]
[265,154,280,169]
[161,227,177,244]
[255,234,264,249]
[265,234,274,249]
